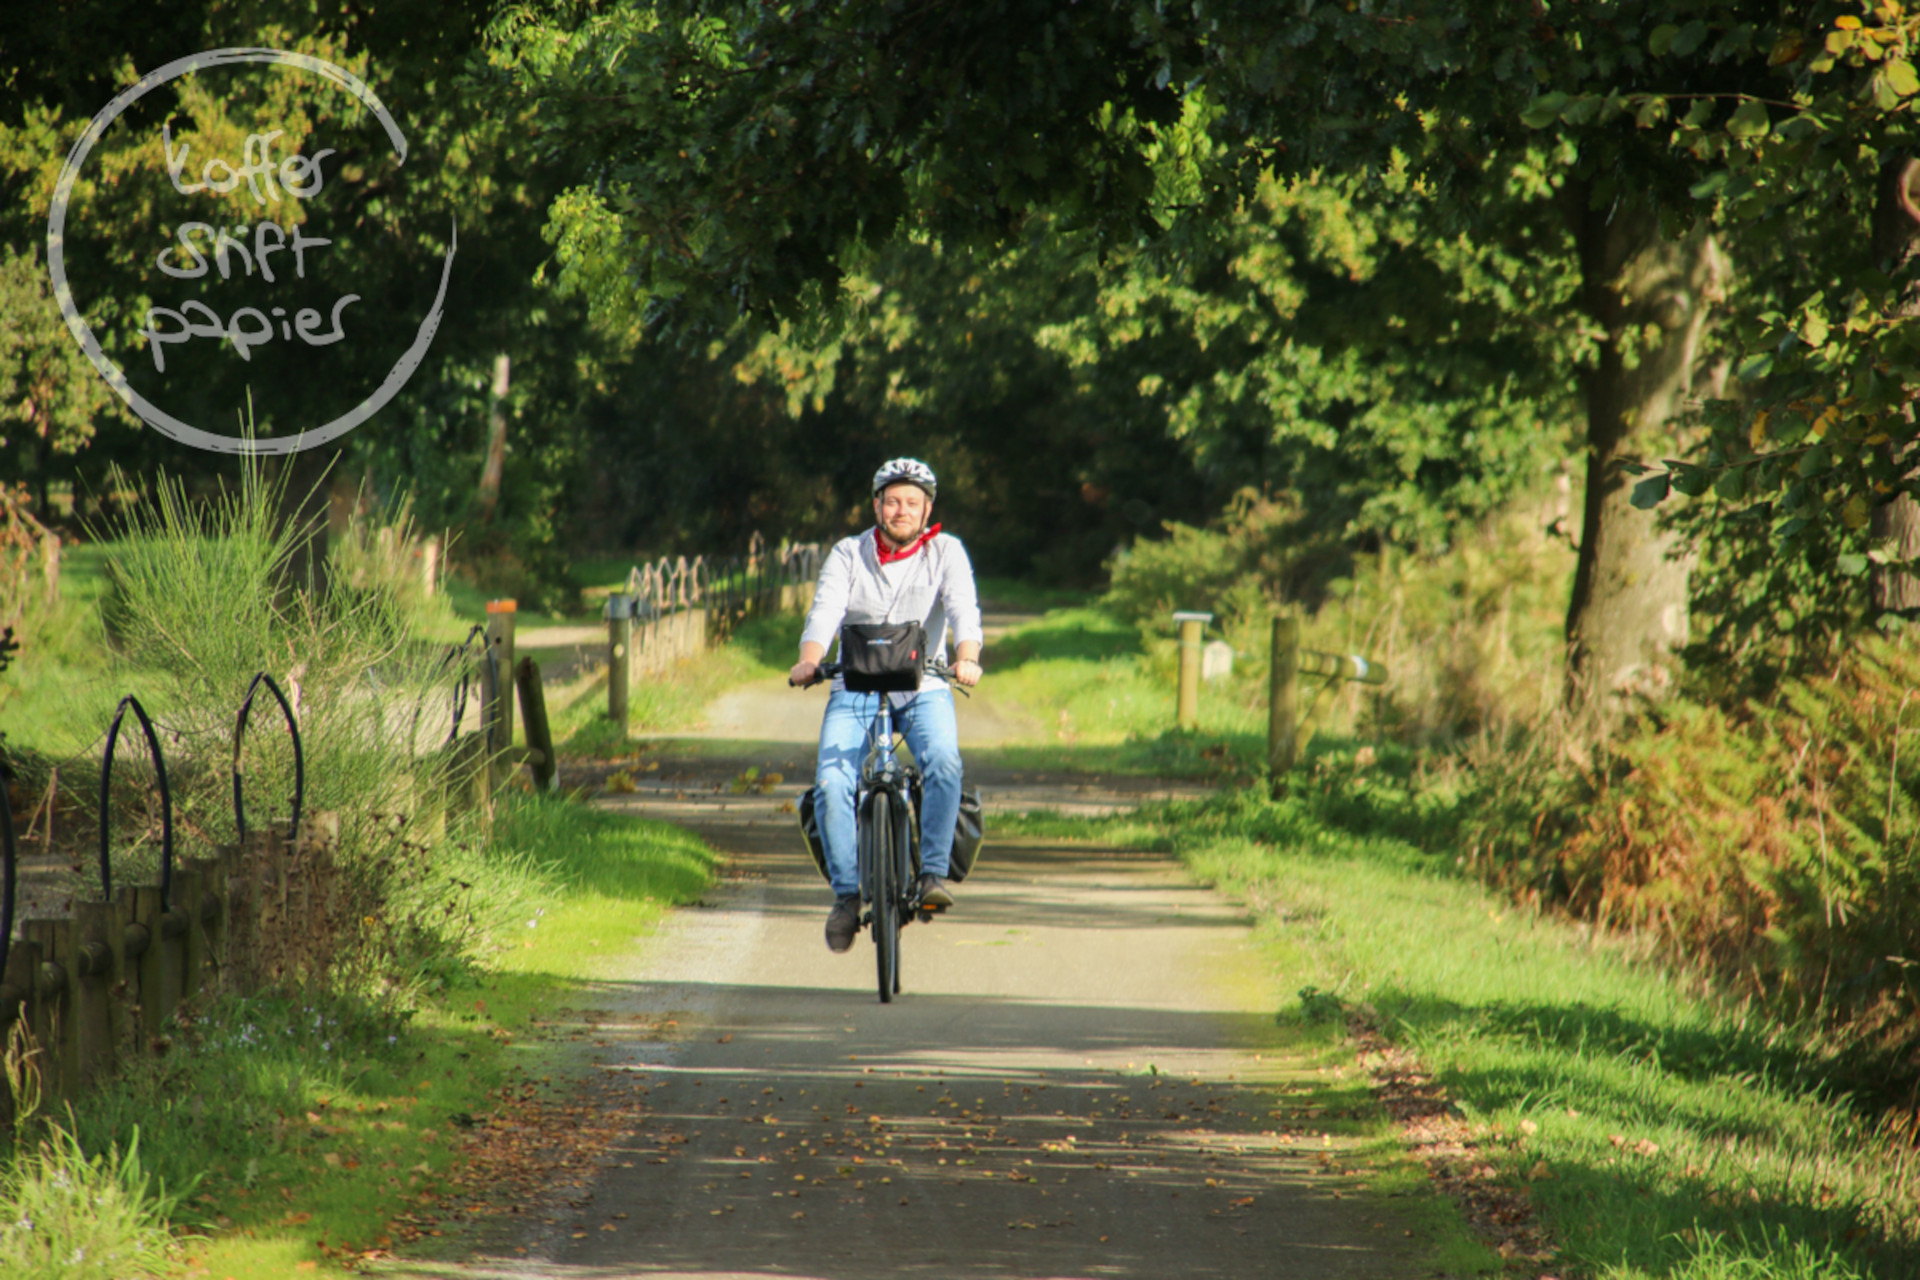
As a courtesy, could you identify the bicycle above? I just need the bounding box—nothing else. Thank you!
[790,657,968,1003]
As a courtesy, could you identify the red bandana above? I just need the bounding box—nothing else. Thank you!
[874,523,941,565]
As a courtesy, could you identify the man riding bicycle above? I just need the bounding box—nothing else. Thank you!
[789,458,984,953]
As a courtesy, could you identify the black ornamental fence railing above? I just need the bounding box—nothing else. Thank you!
[0,640,515,1120]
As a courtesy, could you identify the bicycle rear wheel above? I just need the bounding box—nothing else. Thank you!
[870,792,899,1003]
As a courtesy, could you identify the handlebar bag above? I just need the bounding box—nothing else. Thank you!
[839,621,927,693]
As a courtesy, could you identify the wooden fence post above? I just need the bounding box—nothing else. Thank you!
[133,885,184,1042]
[484,599,518,749]
[175,863,209,1000]
[0,936,35,1128]
[1173,611,1213,731]
[9,934,47,1107]
[110,886,144,1059]
[70,899,116,1088]
[516,655,557,792]
[22,918,73,1098]
[1269,612,1299,796]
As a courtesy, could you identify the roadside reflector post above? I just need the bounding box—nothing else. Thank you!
[607,593,635,737]
[1172,611,1213,731]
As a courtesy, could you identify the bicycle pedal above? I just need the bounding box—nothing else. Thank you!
[916,908,938,923]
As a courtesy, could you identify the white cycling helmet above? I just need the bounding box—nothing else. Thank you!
[872,457,937,499]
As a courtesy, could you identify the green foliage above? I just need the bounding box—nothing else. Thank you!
[0,246,118,460]
[484,0,1180,330]
[1535,5,1920,592]
[1462,633,1920,1105]
[1105,492,1578,750]
[64,462,472,978]
[0,1124,178,1280]
[1103,488,1347,626]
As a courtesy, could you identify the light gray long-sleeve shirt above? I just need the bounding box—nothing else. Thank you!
[800,529,983,694]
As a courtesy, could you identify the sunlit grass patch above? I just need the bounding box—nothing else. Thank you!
[551,614,793,754]
[485,796,718,978]
[0,1124,178,1280]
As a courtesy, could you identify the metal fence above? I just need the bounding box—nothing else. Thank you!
[617,532,823,677]
[0,645,499,1117]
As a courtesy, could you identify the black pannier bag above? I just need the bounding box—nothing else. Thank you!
[839,621,927,693]
[906,777,987,883]
[796,783,986,883]
[797,786,830,882]
[948,785,985,882]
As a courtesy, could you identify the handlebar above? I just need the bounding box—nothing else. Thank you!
[790,661,845,688]
[789,659,971,696]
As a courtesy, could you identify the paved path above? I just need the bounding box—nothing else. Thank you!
[409,761,1446,1279]
[396,609,1453,1278]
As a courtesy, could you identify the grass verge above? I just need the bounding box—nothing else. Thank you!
[973,605,1271,777]
[9,794,716,1278]
[998,776,1918,1280]
[552,614,796,756]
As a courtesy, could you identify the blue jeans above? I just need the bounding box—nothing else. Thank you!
[815,687,961,898]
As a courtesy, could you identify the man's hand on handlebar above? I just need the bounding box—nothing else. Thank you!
[951,658,982,688]
[788,660,821,687]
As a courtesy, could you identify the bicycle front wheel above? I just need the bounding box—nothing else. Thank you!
[870,791,900,1003]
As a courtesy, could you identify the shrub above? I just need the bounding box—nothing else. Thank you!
[1462,634,1920,1103]
[1105,488,1577,749]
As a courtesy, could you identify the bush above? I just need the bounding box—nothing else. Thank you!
[1105,489,1577,749]
[1460,633,1920,1104]
[73,463,486,984]
[1102,487,1345,628]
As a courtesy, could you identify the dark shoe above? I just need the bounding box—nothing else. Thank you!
[825,895,861,952]
[917,874,955,909]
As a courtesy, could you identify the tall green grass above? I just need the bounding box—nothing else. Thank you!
[0,1124,178,1279]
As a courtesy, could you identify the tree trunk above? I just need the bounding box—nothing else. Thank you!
[476,353,511,523]
[1871,156,1920,614]
[1563,194,1728,716]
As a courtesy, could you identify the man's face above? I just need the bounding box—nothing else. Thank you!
[874,483,932,546]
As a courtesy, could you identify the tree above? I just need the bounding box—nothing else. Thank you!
[0,246,122,515]
[0,0,606,600]
[485,0,1849,715]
